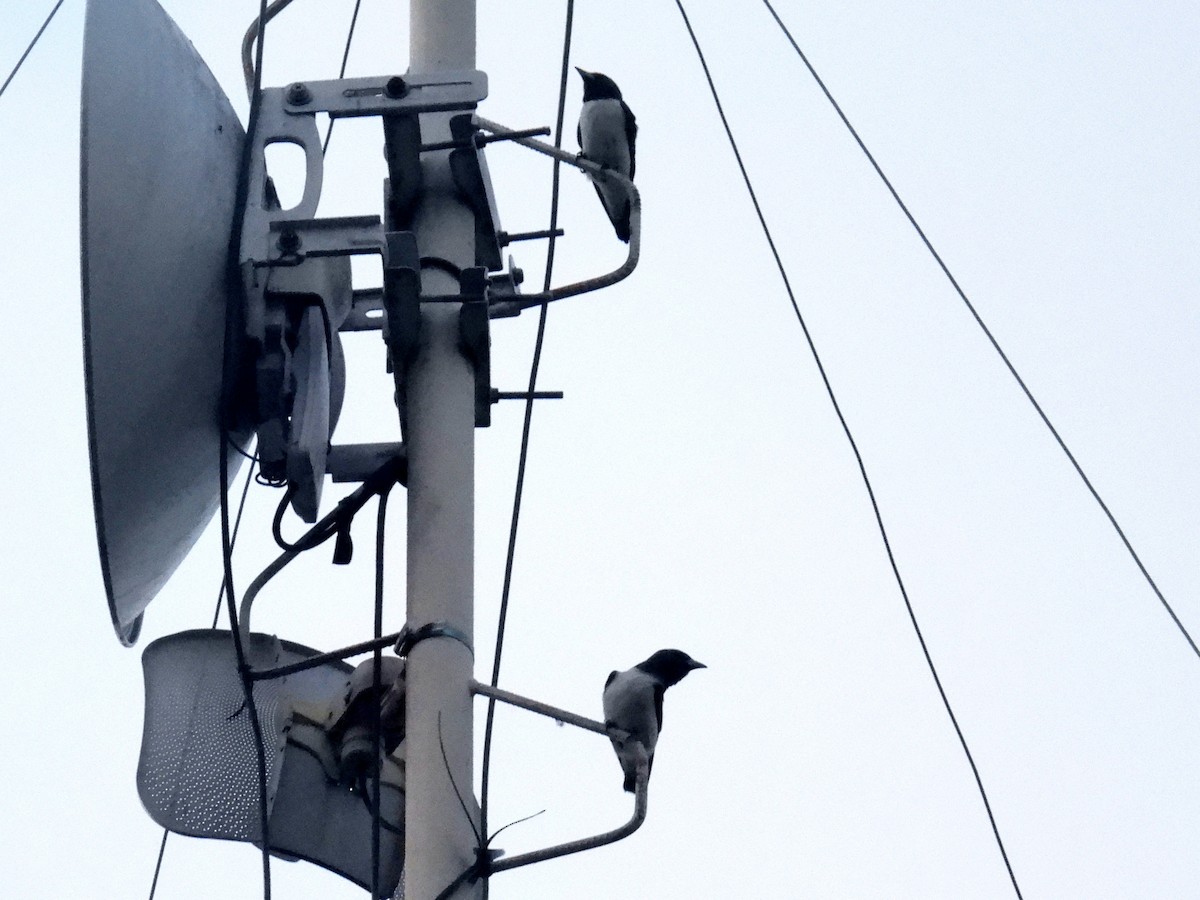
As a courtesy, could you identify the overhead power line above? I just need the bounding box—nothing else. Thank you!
[671,2,1025,897]
[0,0,67,101]
[323,0,365,155]
[479,0,576,887]
[759,0,1198,661]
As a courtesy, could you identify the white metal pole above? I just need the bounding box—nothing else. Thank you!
[403,1,480,898]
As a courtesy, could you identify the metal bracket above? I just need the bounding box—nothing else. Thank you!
[471,117,641,317]
[231,76,500,515]
[265,216,386,265]
[282,72,487,118]
[384,116,424,231]
[246,257,351,505]
[381,232,422,431]
[449,114,504,271]
[457,267,492,427]
[328,442,407,483]
[469,680,649,873]
[491,389,564,404]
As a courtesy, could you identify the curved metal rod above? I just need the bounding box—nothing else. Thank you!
[469,680,648,873]
[238,544,304,648]
[241,0,298,99]
[472,116,641,314]
[490,750,649,874]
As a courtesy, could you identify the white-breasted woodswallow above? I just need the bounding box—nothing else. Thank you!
[602,648,705,792]
[576,68,638,242]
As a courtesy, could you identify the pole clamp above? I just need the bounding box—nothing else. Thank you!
[394,622,473,658]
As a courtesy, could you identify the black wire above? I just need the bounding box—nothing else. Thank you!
[0,0,65,100]
[432,864,478,900]
[272,484,344,554]
[478,0,575,880]
[227,434,259,462]
[322,0,364,156]
[356,778,405,836]
[370,486,391,899]
[271,486,301,551]
[212,454,259,629]
[672,2,1024,897]
[145,828,168,900]
[221,1,273,896]
[758,0,1196,661]
[439,710,483,846]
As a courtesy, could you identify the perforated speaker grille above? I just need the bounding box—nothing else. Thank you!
[139,631,294,839]
[138,630,405,893]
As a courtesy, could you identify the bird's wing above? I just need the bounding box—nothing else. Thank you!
[653,683,665,733]
[622,102,638,180]
[576,119,583,153]
[590,181,630,242]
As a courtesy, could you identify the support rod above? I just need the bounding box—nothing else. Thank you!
[472,116,641,313]
[470,679,609,735]
[489,751,649,873]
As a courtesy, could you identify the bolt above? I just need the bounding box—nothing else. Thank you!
[286,82,312,105]
[511,267,524,286]
[277,229,302,255]
[384,76,409,99]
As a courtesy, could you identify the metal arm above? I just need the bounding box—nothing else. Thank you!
[491,750,649,873]
[470,679,609,734]
[471,116,641,315]
[469,679,649,873]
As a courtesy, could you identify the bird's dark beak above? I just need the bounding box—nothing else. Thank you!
[575,66,589,79]
[689,660,707,670]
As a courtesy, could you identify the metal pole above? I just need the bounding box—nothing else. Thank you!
[403,1,480,898]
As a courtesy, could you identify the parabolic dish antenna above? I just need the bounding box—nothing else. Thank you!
[81,0,250,645]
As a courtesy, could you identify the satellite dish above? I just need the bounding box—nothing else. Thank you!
[80,0,250,645]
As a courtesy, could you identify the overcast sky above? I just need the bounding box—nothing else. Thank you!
[2,1,1198,898]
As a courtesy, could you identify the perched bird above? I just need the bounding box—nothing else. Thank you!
[576,67,638,242]
[602,648,705,792]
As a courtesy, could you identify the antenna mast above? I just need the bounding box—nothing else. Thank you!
[403,1,481,897]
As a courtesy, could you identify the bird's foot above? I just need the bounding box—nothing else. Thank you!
[605,723,632,745]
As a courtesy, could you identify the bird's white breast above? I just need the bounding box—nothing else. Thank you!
[603,668,659,748]
[579,99,631,176]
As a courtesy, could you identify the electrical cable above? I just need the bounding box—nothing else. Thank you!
[272,486,302,551]
[212,452,260,629]
[432,864,479,900]
[323,0,364,156]
[478,1,575,885]
[370,485,391,900]
[0,0,65,101]
[355,782,405,836]
[241,0,296,99]
[671,2,1024,897]
[222,1,274,897]
[272,485,344,553]
[758,0,1196,661]
[145,828,168,900]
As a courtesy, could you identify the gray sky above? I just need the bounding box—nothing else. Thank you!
[2,1,1198,897]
